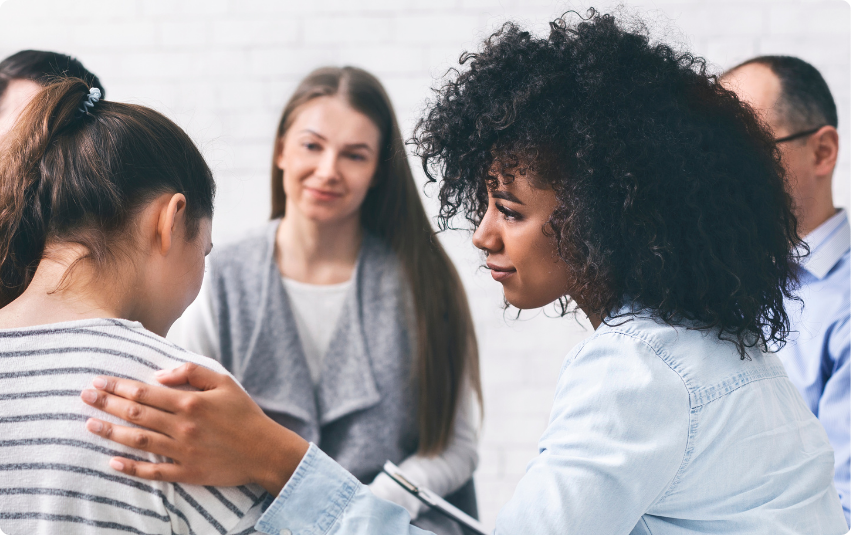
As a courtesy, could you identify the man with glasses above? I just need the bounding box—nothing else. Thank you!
[723,56,849,526]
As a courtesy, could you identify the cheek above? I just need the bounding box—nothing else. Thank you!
[336,159,377,206]
[282,170,298,198]
[512,226,570,305]
[349,167,376,199]
[281,155,305,193]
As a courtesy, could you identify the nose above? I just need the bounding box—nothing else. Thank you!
[314,149,341,183]
[472,204,502,255]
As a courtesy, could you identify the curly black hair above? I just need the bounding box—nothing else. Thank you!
[413,10,801,357]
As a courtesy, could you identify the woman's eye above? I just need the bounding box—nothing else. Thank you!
[346,152,367,162]
[495,203,522,221]
[304,142,321,151]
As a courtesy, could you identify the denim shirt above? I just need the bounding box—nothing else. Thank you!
[255,313,847,534]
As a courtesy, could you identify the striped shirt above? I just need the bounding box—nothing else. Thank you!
[0,318,267,535]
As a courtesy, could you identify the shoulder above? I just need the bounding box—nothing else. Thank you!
[358,232,405,290]
[560,317,691,404]
[542,317,692,489]
[586,313,789,408]
[208,220,277,273]
[360,232,399,268]
[795,250,850,360]
[99,319,232,377]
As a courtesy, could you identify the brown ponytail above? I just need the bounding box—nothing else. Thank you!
[0,78,215,307]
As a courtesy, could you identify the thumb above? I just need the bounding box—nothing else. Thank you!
[155,362,225,391]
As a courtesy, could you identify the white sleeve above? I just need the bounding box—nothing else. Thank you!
[368,378,480,519]
[167,270,221,362]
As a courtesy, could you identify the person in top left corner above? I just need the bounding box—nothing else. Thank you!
[0,49,103,140]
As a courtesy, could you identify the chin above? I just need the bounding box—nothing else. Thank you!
[301,204,351,223]
[502,289,555,310]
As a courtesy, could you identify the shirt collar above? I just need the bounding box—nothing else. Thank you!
[799,209,850,279]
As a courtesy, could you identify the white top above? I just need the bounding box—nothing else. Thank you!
[280,276,351,384]
[170,273,480,519]
[0,318,265,535]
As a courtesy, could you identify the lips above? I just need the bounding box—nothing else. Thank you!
[305,187,343,201]
[487,263,516,282]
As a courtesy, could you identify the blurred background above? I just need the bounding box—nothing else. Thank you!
[1,0,847,529]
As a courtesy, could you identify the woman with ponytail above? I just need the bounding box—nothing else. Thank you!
[0,78,268,534]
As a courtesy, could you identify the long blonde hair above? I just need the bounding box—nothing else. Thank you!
[270,67,481,454]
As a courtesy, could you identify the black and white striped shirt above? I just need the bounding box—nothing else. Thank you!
[0,318,267,535]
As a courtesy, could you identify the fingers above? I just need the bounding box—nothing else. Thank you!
[90,376,183,413]
[107,456,185,483]
[164,362,228,392]
[80,388,177,436]
[153,363,193,387]
[85,417,175,458]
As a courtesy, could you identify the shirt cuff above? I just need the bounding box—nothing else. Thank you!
[255,443,359,535]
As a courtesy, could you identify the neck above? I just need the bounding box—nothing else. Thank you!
[797,199,837,238]
[276,207,363,284]
[796,172,836,237]
[0,244,131,330]
[587,312,603,330]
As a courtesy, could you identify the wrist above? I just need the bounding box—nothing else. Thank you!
[253,418,310,496]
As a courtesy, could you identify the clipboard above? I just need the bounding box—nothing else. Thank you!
[382,460,488,535]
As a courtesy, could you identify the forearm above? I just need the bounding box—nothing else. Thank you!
[255,421,311,496]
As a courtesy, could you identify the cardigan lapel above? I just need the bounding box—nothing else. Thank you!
[236,223,382,428]
[235,222,318,425]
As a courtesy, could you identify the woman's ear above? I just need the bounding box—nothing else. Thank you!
[157,193,188,255]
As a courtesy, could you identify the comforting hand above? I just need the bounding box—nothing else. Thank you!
[80,362,309,495]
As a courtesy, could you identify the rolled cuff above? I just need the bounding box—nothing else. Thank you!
[255,443,359,535]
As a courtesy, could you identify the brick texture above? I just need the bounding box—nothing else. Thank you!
[0,0,847,529]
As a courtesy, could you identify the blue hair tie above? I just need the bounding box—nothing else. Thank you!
[78,87,102,115]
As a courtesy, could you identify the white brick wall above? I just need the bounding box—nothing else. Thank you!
[0,0,847,529]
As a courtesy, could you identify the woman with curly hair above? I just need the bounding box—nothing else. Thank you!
[79,11,847,534]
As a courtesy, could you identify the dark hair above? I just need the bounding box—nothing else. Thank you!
[271,67,481,453]
[413,11,800,357]
[731,55,837,132]
[0,50,104,98]
[0,78,214,306]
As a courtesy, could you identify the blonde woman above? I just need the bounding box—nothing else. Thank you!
[171,67,482,534]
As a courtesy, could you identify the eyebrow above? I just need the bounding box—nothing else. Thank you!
[491,190,524,205]
[300,129,374,152]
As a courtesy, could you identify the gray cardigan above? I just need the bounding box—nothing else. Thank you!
[208,221,477,534]
[207,220,420,484]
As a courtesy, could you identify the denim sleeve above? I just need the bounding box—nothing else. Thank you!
[820,316,850,526]
[494,332,691,534]
[254,443,434,535]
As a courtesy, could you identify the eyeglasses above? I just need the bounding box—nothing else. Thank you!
[774,125,826,144]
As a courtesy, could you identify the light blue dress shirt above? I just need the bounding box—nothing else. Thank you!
[779,209,851,525]
[254,312,848,534]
